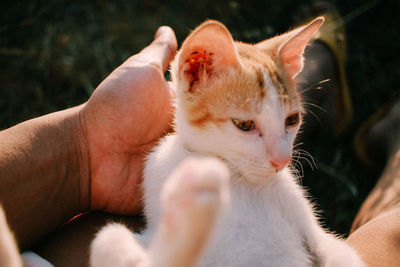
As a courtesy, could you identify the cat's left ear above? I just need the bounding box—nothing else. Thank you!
[258,17,324,79]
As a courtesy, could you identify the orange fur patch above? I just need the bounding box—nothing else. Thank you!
[181,42,302,128]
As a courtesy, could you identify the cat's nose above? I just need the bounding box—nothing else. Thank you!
[269,157,291,171]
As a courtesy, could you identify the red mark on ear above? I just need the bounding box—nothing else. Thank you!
[185,50,213,91]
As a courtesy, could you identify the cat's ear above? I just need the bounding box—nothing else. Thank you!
[257,17,324,79]
[178,20,240,92]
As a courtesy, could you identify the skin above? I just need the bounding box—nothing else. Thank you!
[347,148,400,266]
[0,26,177,250]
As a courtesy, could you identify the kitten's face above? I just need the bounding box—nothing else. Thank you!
[173,19,323,183]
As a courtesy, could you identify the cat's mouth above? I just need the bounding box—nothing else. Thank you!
[217,156,279,182]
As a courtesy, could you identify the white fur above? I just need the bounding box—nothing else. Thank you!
[90,223,149,267]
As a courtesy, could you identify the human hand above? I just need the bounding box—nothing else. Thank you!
[80,26,177,214]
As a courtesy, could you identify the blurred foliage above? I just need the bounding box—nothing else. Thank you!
[1,0,399,234]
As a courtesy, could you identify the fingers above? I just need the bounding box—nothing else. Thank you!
[153,26,178,71]
[129,26,178,73]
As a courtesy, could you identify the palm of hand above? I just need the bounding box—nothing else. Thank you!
[81,27,177,214]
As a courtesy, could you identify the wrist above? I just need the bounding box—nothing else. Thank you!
[63,104,91,213]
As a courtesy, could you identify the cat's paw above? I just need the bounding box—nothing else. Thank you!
[149,157,230,267]
[321,238,365,267]
[90,223,148,267]
[161,156,230,230]
[324,252,365,267]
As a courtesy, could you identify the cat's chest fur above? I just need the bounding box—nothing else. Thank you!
[143,134,312,266]
[202,185,311,267]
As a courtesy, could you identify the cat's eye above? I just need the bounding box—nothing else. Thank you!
[232,118,255,132]
[285,113,301,127]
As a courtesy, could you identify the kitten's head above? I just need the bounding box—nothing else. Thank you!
[172,18,323,183]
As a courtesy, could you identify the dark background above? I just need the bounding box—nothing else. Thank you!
[1,0,399,235]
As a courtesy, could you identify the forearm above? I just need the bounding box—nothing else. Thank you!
[0,105,89,249]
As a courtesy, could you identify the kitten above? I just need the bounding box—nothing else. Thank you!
[90,18,365,267]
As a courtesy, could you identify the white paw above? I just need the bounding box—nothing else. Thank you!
[161,156,230,230]
[148,157,230,267]
[322,238,365,267]
[90,223,148,267]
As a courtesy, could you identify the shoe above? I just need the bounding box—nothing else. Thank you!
[354,93,400,169]
[295,1,352,135]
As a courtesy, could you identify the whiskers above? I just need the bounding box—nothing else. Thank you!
[220,150,316,185]
[290,146,317,181]
[300,79,331,95]
[299,78,331,124]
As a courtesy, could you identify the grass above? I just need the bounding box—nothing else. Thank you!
[1,0,399,235]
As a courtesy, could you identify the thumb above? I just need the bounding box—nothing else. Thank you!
[137,26,178,73]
